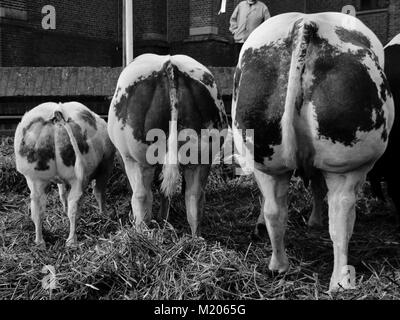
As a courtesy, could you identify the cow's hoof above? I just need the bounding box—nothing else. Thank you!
[35,240,46,250]
[190,230,203,240]
[66,237,78,249]
[251,223,268,242]
[329,276,356,292]
[307,211,323,228]
[268,254,289,273]
[307,219,323,229]
[192,235,205,241]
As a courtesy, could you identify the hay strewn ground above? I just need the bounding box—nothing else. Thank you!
[1,136,400,300]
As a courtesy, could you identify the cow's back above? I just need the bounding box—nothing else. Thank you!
[233,12,394,174]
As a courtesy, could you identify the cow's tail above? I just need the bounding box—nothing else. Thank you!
[281,18,317,168]
[160,59,180,197]
[53,104,85,181]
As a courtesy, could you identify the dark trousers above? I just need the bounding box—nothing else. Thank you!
[233,42,244,66]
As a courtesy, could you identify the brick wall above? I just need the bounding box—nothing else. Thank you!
[305,0,392,44]
[167,0,189,42]
[189,0,216,29]
[264,0,306,15]
[0,0,26,11]
[132,0,168,56]
[134,0,166,39]
[2,0,400,68]
[26,0,120,40]
[358,11,389,43]
[173,38,234,66]
[0,0,122,67]
[388,0,400,41]
[0,23,31,66]
[307,0,357,12]
[166,0,398,65]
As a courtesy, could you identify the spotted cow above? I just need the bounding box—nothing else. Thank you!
[107,54,228,236]
[14,102,115,247]
[367,33,400,224]
[232,12,394,291]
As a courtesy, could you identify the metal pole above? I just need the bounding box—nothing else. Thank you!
[125,0,134,66]
[122,0,126,67]
[0,24,2,66]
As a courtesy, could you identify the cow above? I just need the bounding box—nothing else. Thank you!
[232,12,394,291]
[14,102,115,248]
[107,54,228,236]
[366,33,400,224]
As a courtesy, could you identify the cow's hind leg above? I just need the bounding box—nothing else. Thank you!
[124,158,155,228]
[386,174,400,226]
[58,183,68,214]
[27,178,48,248]
[158,194,170,223]
[252,205,268,242]
[92,157,113,213]
[325,168,368,292]
[254,170,291,272]
[66,179,84,247]
[308,171,327,228]
[154,165,170,223]
[183,164,211,237]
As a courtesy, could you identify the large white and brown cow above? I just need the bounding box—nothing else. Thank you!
[107,54,227,236]
[232,12,394,291]
[14,102,115,247]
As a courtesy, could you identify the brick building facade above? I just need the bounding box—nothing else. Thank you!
[0,0,400,67]
[0,0,122,67]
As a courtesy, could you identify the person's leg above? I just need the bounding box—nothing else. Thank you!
[234,42,243,65]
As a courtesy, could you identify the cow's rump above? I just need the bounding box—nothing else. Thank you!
[233,12,394,175]
[15,102,109,181]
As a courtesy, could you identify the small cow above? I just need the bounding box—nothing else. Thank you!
[108,54,228,236]
[367,33,400,224]
[232,13,394,291]
[14,102,115,247]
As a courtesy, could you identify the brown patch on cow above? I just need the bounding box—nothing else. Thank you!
[233,67,242,102]
[58,120,90,167]
[79,109,97,130]
[19,117,55,171]
[200,71,215,87]
[305,35,387,146]
[113,70,165,134]
[236,42,291,162]
[335,27,372,49]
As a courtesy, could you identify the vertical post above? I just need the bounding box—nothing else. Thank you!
[0,8,3,66]
[124,0,134,67]
[122,0,126,67]
[0,24,2,67]
[304,0,307,13]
